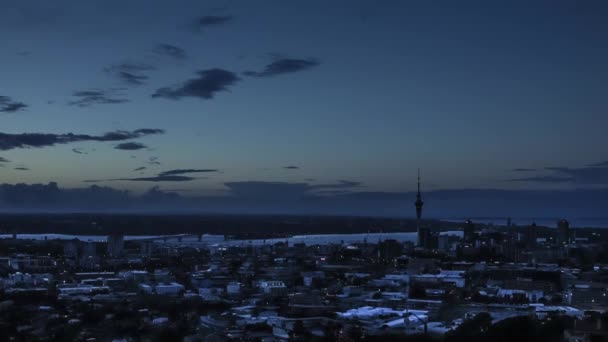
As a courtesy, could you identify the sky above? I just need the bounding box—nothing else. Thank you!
[1,1,608,218]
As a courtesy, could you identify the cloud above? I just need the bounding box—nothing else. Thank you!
[118,72,148,85]
[133,166,146,172]
[87,168,216,183]
[158,169,219,176]
[311,180,361,190]
[587,160,608,167]
[69,89,129,107]
[284,165,299,169]
[0,128,164,151]
[114,142,148,150]
[122,175,197,182]
[224,180,361,199]
[14,167,29,171]
[244,58,320,77]
[72,148,85,154]
[131,129,164,135]
[513,168,536,172]
[160,188,194,193]
[154,44,186,59]
[193,15,232,30]
[543,166,608,185]
[86,175,198,183]
[152,68,240,100]
[508,176,575,183]
[0,157,10,163]
[104,62,156,86]
[0,96,27,113]
[507,161,608,185]
[316,190,352,195]
[3,181,608,219]
[148,156,161,165]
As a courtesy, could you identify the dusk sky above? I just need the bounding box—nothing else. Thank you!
[1,1,608,217]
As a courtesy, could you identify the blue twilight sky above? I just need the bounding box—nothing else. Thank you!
[1,0,608,210]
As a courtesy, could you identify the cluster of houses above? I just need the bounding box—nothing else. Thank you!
[0,231,606,340]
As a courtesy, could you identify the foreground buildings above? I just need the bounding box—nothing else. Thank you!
[0,218,606,341]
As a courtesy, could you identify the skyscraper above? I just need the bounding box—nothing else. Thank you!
[527,221,537,248]
[107,234,125,257]
[558,219,570,245]
[414,169,426,247]
[464,219,475,244]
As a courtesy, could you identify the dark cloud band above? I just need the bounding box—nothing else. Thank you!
[159,169,219,176]
[0,128,164,151]
[115,142,148,150]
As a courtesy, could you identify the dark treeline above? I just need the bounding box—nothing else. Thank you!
[0,213,460,238]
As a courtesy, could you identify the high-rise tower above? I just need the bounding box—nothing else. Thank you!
[558,219,570,246]
[415,169,425,247]
[527,221,537,248]
[107,234,124,257]
[464,219,476,244]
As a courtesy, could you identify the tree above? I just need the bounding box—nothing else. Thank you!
[290,320,312,341]
[445,312,492,342]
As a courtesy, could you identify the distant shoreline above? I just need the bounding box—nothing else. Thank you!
[0,214,607,239]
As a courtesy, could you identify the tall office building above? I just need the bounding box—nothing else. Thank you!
[463,219,476,244]
[107,234,125,257]
[558,219,570,245]
[527,221,537,248]
[63,239,79,258]
[80,241,98,268]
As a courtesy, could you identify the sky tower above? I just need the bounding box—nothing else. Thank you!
[415,169,425,246]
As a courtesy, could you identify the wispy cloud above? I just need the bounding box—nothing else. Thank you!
[507,160,608,185]
[587,160,608,167]
[193,15,232,30]
[148,156,161,165]
[86,175,197,183]
[224,180,362,199]
[153,44,186,59]
[69,89,129,107]
[310,180,361,190]
[507,176,575,183]
[152,68,240,100]
[104,62,156,86]
[0,96,27,113]
[86,167,218,183]
[244,58,320,78]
